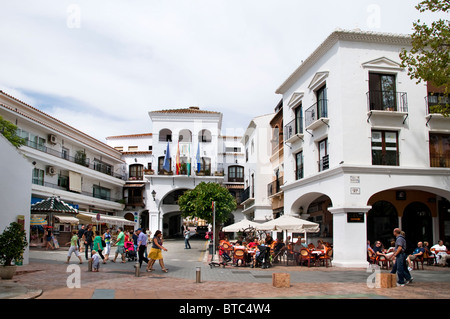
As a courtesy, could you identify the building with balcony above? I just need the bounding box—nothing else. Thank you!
[268,100,285,221]
[0,90,126,244]
[276,30,450,267]
[240,113,274,222]
[106,107,245,237]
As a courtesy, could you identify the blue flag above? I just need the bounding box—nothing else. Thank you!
[196,142,201,172]
[163,142,171,172]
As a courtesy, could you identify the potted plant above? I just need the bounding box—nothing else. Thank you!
[0,222,28,279]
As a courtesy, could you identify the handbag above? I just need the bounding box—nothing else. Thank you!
[205,234,209,239]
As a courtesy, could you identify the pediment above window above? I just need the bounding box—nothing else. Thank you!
[308,71,329,91]
[362,57,403,71]
[288,92,304,108]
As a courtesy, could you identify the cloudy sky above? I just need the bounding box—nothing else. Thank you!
[0,0,445,142]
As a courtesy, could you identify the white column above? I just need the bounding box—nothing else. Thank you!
[329,207,371,268]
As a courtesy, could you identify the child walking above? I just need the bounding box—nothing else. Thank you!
[91,250,101,272]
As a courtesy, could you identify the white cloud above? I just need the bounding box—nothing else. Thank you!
[0,0,447,141]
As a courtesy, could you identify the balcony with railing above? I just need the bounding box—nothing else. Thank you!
[267,177,283,197]
[23,139,125,180]
[366,90,408,124]
[318,154,329,172]
[284,118,304,144]
[305,99,328,130]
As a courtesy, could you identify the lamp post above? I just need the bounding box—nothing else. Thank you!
[151,190,156,201]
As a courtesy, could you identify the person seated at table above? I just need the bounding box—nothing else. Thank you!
[272,238,285,262]
[373,241,388,258]
[247,238,259,250]
[316,240,326,252]
[293,237,303,253]
[406,241,425,271]
[385,240,396,261]
[431,240,449,266]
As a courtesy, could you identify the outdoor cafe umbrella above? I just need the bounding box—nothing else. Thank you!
[256,214,320,242]
[222,219,261,233]
[30,216,47,226]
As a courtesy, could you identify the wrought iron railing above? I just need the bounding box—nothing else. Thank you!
[367,90,408,112]
[305,99,328,128]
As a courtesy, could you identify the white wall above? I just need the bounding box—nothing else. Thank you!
[0,135,32,264]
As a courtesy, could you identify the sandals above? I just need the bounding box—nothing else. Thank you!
[162,268,168,273]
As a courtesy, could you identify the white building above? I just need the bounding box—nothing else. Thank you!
[0,90,127,245]
[106,107,246,237]
[276,30,450,267]
[240,113,275,223]
[0,134,32,264]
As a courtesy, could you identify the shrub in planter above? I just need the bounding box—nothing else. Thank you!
[0,222,28,279]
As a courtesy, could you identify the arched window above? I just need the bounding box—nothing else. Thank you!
[199,129,212,143]
[159,129,172,142]
[179,129,192,142]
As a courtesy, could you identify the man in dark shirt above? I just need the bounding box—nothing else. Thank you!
[83,225,94,260]
[390,228,412,286]
[77,225,85,253]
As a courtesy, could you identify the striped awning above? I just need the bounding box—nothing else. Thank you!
[54,215,79,224]
[76,212,135,226]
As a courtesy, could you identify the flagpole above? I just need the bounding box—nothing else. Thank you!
[212,201,216,262]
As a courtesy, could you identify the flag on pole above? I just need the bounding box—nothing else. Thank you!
[176,141,181,175]
[196,141,201,172]
[187,144,191,177]
[163,142,171,172]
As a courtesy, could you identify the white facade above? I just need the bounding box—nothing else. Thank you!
[0,90,126,245]
[0,134,32,264]
[106,107,246,237]
[240,113,275,222]
[276,30,450,267]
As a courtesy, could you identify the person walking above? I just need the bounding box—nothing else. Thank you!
[184,228,191,249]
[136,228,149,268]
[146,230,168,273]
[66,229,83,264]
[83,225,94,260]
[103,228,112,262]
[77,225,85,253]
[45,226,54,250]
[93,231,105,263]
[112,227,126,263]
[390,228,412,286]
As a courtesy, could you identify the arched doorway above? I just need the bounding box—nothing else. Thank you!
[367,201,398,248]
[402,202,433,248]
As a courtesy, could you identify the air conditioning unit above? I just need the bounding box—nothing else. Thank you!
[46,166,56,175]
[48,134,57,144]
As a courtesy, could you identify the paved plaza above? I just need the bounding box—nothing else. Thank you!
[1,238,450,302]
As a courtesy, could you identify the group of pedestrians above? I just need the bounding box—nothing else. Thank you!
[65,225,169,273]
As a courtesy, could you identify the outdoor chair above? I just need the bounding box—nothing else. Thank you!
[377,255,391,270]
[299,248,314,267]
[413,254,424,270]
[424,250,436,266]
[319,248,333,267]
[233,248,246,266]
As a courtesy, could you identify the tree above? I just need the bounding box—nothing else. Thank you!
[399,0,449,115]
[0,115,26,148]
[178,182,237,245]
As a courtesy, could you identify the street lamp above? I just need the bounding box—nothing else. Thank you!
[151,190,156,201]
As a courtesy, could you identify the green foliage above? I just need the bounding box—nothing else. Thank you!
[399,0,449,86]
[178,182,237,226]
[0,222,28,266]
[0,116,26,148]
[399,0,449,116]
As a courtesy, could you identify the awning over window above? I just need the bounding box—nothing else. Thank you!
[76,212,135,226]
[54,214,79,224]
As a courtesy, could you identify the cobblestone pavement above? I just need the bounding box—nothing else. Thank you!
[3,238,450,300]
